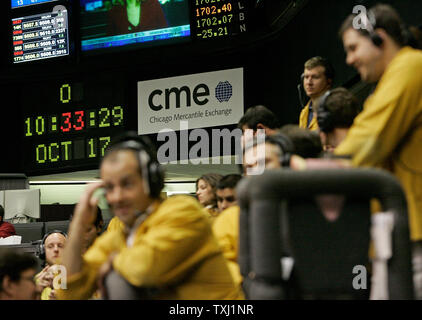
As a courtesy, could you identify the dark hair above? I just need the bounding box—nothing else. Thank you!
[304,56,335,81]
[408,25,422,49]
[238,105,280,131]
[317,87,361,130]
[0,204,4,221]
[216,174,242,190]
[196,173,223,191]
[279,125,323,158]
[338,4,406,47]
[0,248,38,292]
[196,173,223,208]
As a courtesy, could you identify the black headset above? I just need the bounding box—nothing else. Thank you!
[297,73,306,108]
[362,10,383,47]
[266,133,295,168]
[38,230,68,261]
[106,132,165,198]
[316,90,334,133]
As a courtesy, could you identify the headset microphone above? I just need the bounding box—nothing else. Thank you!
[298,73,306,108]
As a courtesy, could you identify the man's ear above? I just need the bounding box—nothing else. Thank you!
[2,275,15,296]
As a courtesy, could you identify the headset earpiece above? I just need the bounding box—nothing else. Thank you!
[370,32,383,47]
[316,90,335,133]
[363,10,383,47]
[266,133,295,168]
[298,73,306,108]
[107,133,164,198]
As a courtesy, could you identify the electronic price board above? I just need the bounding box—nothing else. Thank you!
[12,8,69,63]
[8,0,253,64]
[194,0,247,40]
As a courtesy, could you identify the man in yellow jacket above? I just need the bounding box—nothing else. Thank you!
[298,56,335,131]
[57,133,242,300]
[213,133,289,288]
[336,4,422,299]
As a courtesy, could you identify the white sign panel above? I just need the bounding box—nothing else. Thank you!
[138,68,244,135]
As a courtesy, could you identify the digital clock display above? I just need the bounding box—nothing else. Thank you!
[21,80,127,174]
[194,0,248,40]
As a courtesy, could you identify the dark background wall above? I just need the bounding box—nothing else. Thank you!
[0,0,421,174]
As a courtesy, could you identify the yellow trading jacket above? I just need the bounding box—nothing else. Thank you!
[335,46,422,241]
[57,195,243,300]
[212,205,242,287]
[106,216,125,233]
[298,101,319,131]
[203,206,220,224]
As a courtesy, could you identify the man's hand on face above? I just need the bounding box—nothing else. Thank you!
[73,182,104,226]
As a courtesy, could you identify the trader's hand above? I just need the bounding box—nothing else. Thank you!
[35,266,54,289]
[72,181,104,226]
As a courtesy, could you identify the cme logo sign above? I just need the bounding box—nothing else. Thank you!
[138,68,243,135]
[148,83,209,111]
[147,80,233,111]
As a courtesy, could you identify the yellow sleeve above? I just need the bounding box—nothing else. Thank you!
[335,50,422,167]
[56,231,124,300]
[55,262,98,300]
[212,206,242,286]
[212,206,239,263]
[203,207,220,224]
[113,196,213,287]
[41,287,52,300]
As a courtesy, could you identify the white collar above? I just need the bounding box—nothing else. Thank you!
[125,203,156,247]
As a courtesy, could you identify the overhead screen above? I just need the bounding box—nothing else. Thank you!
[80,0,191,52]
[12,8,69,63]
[9,0,250,63]
[11,0,59,9]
